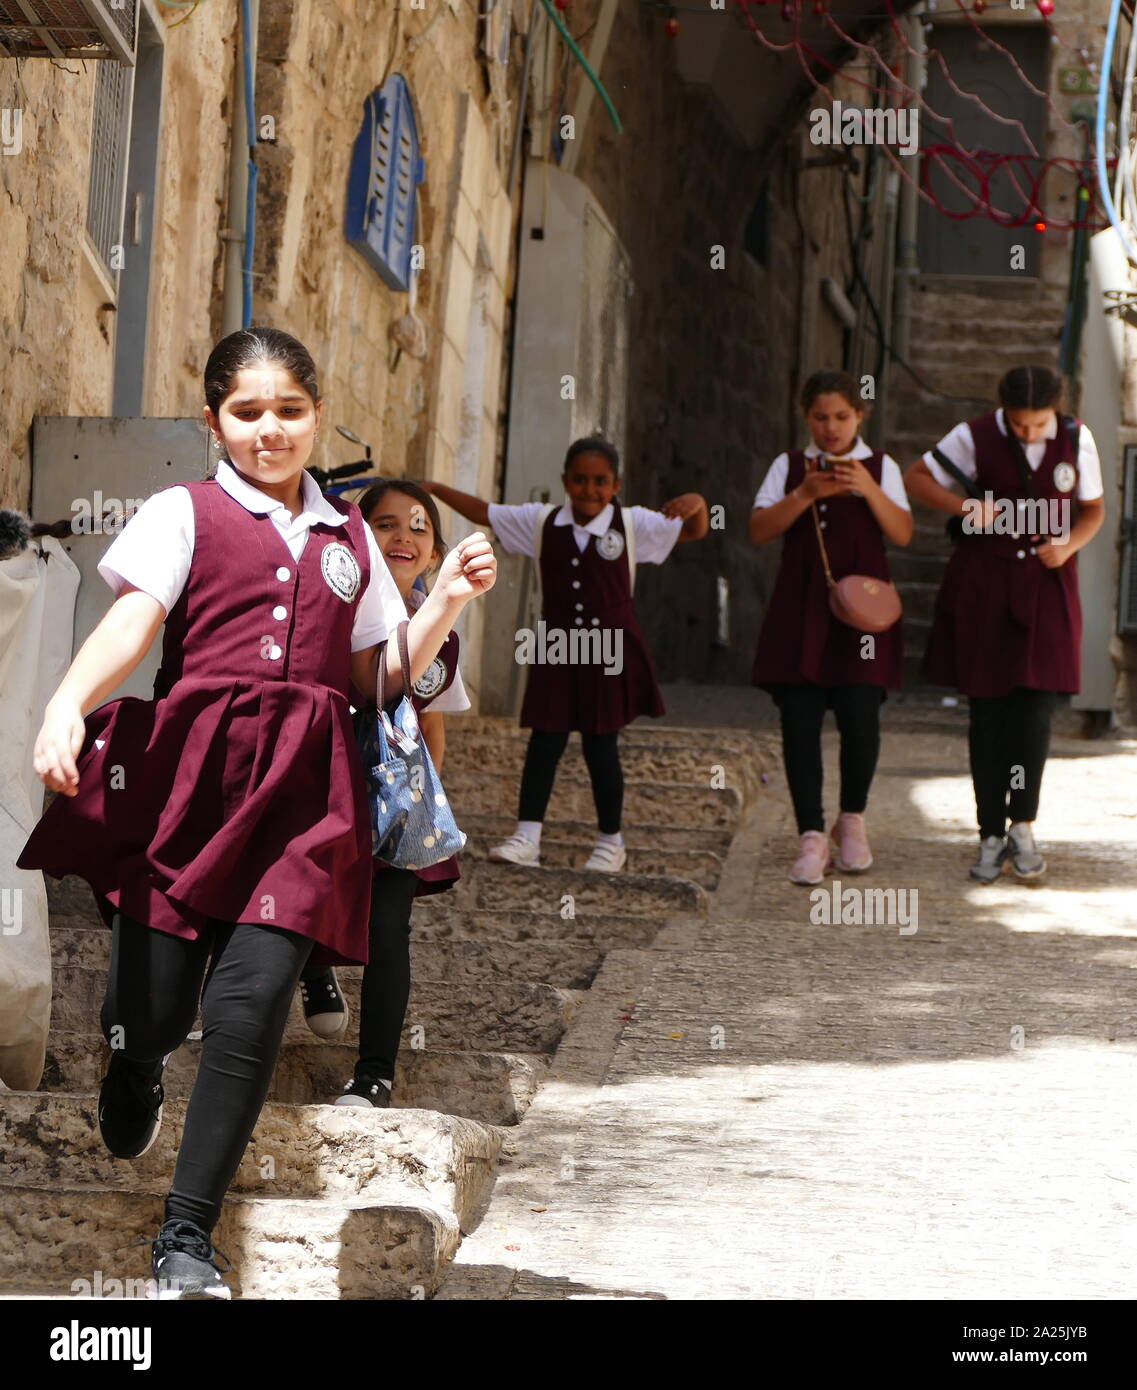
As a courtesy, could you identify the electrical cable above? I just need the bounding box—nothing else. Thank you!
[535,0,622,133]
[1097,0,1137,265]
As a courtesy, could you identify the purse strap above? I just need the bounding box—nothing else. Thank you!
[377,619,413,710]
[810,502,837,591]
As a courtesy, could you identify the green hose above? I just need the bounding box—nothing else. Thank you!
[537,0,623,135]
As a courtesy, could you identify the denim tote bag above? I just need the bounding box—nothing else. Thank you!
[357,620,466,870]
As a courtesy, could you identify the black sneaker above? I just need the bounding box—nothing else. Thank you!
[151,1218,232,1301]
[98,1051,165,1159]
[332,1075,392,1108]
[299,967,350,1039]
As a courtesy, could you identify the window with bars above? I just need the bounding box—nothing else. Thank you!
[85,55,133,278]
[345,75,424,292]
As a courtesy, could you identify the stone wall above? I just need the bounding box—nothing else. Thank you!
[564,2,872,686]
[0,2,236,511]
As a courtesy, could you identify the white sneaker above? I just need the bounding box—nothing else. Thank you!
[1007,822,1046,879]
[488,833,541,866]
[583,840,627,873]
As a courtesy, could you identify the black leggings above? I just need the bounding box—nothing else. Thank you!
[773,683,883,835]
[517,729,623,833]
[301,867,420,1084]
[101,913,312,1234]
[968,688,1057,839]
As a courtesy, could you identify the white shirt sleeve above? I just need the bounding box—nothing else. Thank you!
[486,501,549,558]
[421,662,471,713]
[625,506,684,565]
[97,485,195,615]
[753,453,791,509]
[352,524,407,651]
[880,454,912,511]
[1076,425,1104,501]
[922,422,978,488]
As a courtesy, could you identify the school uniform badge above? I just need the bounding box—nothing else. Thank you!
[1052,462,1076,494]
[596,528,625,561]
[413,656,448,700]
[321,542,361,602]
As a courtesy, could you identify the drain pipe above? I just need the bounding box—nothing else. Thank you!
[892,9,924,366]
[222,0,260,334]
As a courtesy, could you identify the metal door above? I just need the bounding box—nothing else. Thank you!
[917,24,1049,277]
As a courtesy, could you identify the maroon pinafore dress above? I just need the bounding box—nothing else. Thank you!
[922,414,1082,697]
[520,502,665,735]
[19,481,375,967]
[752,450,904,693]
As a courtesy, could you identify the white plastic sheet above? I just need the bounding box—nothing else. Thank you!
[0,538,79,1091]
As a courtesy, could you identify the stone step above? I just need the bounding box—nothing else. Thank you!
[474,815,736,857]
[892,580,940,626]
[49,965,582,1056]
[410,906,666,951]
[885,548,951,586]
[0,1184,461,1299]
[451,716,768,758]
[442,734,765,800]
[50,925,604,990]
[438,861,708,918]
[447,771,742,828]
[0,1092,499,1228]
[40,1033,546,1126]
[463,834,723,889]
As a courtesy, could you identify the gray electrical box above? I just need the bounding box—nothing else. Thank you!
[30,416,209,702]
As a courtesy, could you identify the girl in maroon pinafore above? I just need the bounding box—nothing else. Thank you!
[426,437,709,873]
[298,479,472,1109]
[751,370,913,885]
[906,365,1105,883]
[17,328,496,1299]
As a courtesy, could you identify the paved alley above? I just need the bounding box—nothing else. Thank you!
[439,696,1137,1300]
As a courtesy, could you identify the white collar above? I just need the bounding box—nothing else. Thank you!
[553,499,616,536]
[803,436,874,460]
[216,458,347,527]
[995,408,1057,442]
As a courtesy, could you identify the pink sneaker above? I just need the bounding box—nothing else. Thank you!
[830,813,873,872]
[789,830,831,885]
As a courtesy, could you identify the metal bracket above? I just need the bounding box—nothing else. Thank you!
[1103,288,1137,328]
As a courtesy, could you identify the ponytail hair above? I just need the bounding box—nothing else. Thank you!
[998,365,1064,412]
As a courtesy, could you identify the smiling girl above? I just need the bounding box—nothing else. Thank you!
[17,328,496,1298]
[298,479,472,1110]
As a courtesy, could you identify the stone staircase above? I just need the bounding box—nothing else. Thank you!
[885,275,1067,687]
[0,716,770,1299]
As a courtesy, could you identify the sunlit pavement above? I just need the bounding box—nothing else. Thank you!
[438,691,1137,1300]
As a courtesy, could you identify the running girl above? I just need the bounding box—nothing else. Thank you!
[299,479,471,1110]
[18,328,496,1298]
[904,364,1105,882]
[425,437,708,872]
[750,370,912,884]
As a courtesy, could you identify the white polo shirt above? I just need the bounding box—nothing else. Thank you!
[486,499,683,562]
[923,409,1104,501]
[753,437,911,510]
[98,459,407,650]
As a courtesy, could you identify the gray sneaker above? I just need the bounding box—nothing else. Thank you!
[1007,822,1046,879]
[969,835,1007,883]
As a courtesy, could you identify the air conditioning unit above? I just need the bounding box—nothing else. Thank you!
[0,0,138,64]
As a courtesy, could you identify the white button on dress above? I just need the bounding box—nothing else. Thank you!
[269,644,282,660]
[273,605,287,620]
[276,566,290,582]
